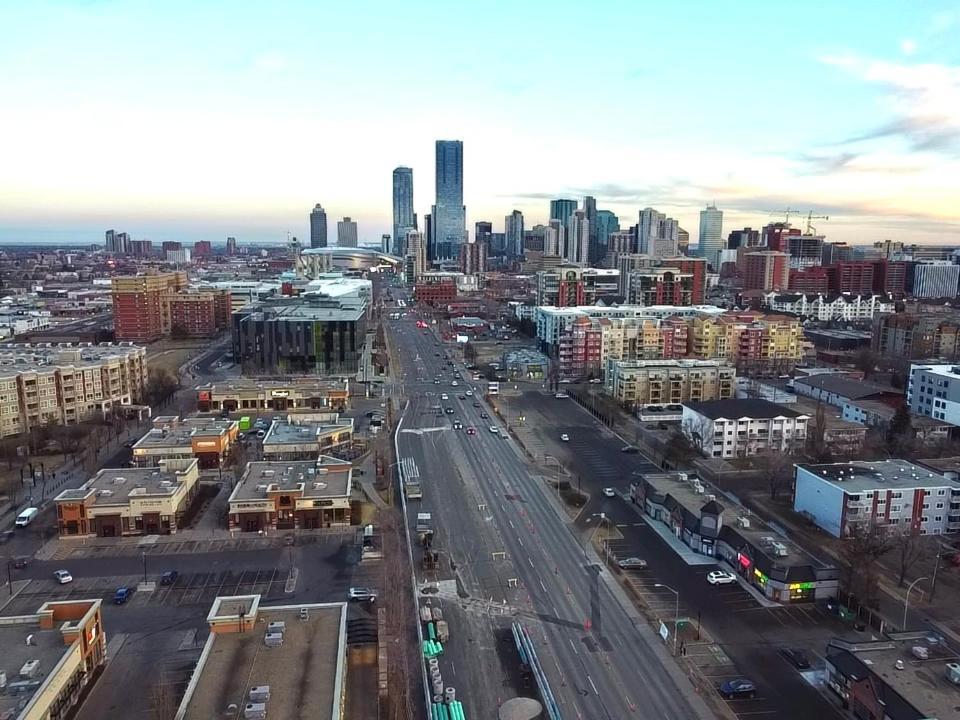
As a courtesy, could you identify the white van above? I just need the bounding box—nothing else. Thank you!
[15,507,39,527]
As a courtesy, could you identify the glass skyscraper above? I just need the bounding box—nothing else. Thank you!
[698,204,724,270]
[392,167,414,256]
[309,204,327,249]
[431,140,465,260]
[549,198,578,226]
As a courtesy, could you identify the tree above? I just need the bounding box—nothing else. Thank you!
[891,527,928,587]
[463,342,478,363]
[170,323,190,340]
[853,348,879,379]
[839,522,894,603]
[681,415,713,457]
[806,402,834,463]
[754,450,795,501]
[886,402,915,457]
[664,429,699,468]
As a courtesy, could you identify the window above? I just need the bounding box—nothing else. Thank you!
[891,505,902,512]
[935,516,943,522]
[936,502,944,509]
[937,489,946,495]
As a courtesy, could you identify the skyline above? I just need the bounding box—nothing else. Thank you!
[2,1,960,246]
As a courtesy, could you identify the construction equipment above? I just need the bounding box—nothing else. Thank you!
[803,211,829,235]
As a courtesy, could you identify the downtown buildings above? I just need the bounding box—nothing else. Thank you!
[112,272,230,341]
[337,217,358,247]
[309,204,328,249]
[698,204,724,270]
[432,139,466,260]
[392,166,415,256]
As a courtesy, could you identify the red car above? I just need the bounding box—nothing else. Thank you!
[466,427,477,435]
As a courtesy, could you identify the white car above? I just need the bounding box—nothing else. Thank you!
[53,569,73,584]
[617,557,647,569]
[489,426,499,434]
[441,393,449,400]
[348,587,377,602]
[554,392,569,399]
[707,570,738,585]
[560,433,570,442]
[602,487,616,497]
[465,390,473,397]
[451,381,459,387]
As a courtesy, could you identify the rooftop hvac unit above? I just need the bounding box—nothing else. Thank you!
[98,489,114,497]
[19,660,40,678]
[255,484,268,492]
[243,703,267,720]
[263,632,283,648]
[113,477,126,484]
[267,621,285,635]
[771,542,789,557]
[946,662,960,685]
[911,646,929,660]
[249,686,271,703]
[737,517,751,529]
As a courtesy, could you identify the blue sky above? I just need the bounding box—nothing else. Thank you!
[1,0,959,245]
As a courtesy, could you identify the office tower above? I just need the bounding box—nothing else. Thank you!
[762,222,801,252]
[743,252,790,292]
[225,236,237,256]
[544,221,562,256]
[524,226,546,253]
[583,196,599,263]
[638,208,679,258]
[655,217,679,258]
[605,231,634,269]
[565,210,590,265]
[432,140,466,260]
[381,234,391,254]
[193,241,212,257]
[821,242,852,265]
[392,167,415,256]
[505,210,524,259]
[910,261,960,298]
[698,204,724,270]
[549,198,578,227]
[595,210,619,264]
[461,240,487,275]
[424,214,433,261]
[309,204,328,249]
[336,217,358,247]
[678,228,690,254]
[406,230,426,279]
[727,227,760,250]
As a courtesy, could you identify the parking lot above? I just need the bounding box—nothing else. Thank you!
[51,533,331,560]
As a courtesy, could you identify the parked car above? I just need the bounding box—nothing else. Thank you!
[560,433,570,442]
[602,487,615,497]
[160,570,179,585]
[621,446,639,454]
[781,648,811,669]
[554,392,569,399]
[719,679,756,699]
[617,557,647,569]
[0,530,14,544]
[13,556,30,569]
[53,569,73,584]
[348,587,377,602]
[707,570,738,585]
[113,587,131,605]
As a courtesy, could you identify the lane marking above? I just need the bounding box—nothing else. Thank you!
[587,675,598,694]
[540,579,547,592]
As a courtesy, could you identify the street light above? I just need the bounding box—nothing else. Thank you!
[655,583,680,656]
[902,576,928,630]
[141,551,147,585]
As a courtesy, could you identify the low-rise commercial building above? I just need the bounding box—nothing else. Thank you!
[228,456,353,531]
[794,459,960,537]
[175,595,347,720]
[683,399,809,458]
[605,359,735,410]
[0,599,107,720]
[0,342,147,438]
[131,416,238,468]
[54,458,201,537]
[261,417,354,461]
[196,380,349,413]
[794,373,902,410]
[629,471,838,603]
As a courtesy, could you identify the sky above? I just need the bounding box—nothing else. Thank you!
[1,0,960,247]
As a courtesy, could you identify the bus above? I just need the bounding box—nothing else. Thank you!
[487,382,500,396]
[239,416,252,431]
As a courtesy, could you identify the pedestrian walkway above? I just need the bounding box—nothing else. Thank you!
[640,514,717,567]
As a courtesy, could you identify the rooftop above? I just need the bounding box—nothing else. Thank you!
[56,459,198,505]
[794,373,899,401]
[0,342,144,376]
[196,379,348,393]
[133,418,235,449]
[684,398,805,420]
[797,459,960,493]
[910,363,960,379]
[827,633,960,720]
[241,296,367,323]
[178,597,346,720]
[231,457,352,502]
[261,419,353,446]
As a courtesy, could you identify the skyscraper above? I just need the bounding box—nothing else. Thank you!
[381,234,391,254]
[583,196,599,263]
[309,204,328,249]
[545,220,562,256]
[549,199,578,227]
[392,167,415,256]
[595,210,619,263]
[406,230,426,279]
[637,208,679,257]
[225,236,237,256]
[432,140,465,260]
[105,230,131,254]
[475,221,493,256]
[698,204,724,270]
[565,210,590,265]
[337,217,358,247]
[424,214,433,261]
[678,228,690,254]
[505,210,524,259]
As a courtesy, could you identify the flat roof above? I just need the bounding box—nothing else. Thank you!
[197,379,348,392]
[794,373,897,400]
[830,633,960,720]
[910,363,960,379]
[0,623,73,718]
[684,398,805,420]
[133,419,234,449]
[0,342,143,376]
[180,601,346,720]
[56,461,197,505]
[261,419,353,445]
[797,459,960,493]
[231,458,352,502]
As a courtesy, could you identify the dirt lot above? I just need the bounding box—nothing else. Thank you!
[146,338,211,376]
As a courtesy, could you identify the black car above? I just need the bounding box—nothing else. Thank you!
[620,446,639,454]
[445,407,455,415]
[0,530,14,544]
[160,570,179,585]
[719,679,756,699]
[781,648,811,669]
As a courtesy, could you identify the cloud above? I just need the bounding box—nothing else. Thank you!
[794,151,925,176]
[820,53,960,154]
[900,39,917,55]
[251,52,290,73]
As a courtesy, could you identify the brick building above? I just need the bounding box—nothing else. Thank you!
[743,251,790,292]
[168,289,231,337]
[789,267,830,294]
[414,277,458,305]
[111,271,187,341]
[557,315,602,380]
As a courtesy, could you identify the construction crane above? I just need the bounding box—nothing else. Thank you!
[771,208,803,225]
[803,211,829,235]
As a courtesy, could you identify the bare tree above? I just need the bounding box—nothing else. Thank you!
[681,415,713,457]
[853,348,879,379]
[839,522,895,603]
[754,450,795,501]
[891,527,928,587]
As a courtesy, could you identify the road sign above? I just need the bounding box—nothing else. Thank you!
[659,621,670,641]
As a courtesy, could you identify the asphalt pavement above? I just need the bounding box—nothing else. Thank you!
[390,312,715,720]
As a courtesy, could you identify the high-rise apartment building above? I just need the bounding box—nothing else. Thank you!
[392,167,415,256]
[505,210,524,259]
[432,140,465,260]
[225,236,238,256]
[638,208,680,258]
[169,290,232,337]
[105,230,131,254]
[337,217,358,247]
[405,230,426,280]
[193,240,212,257]
[605,230,634,269]
[130,239,153,257]
[460,240,487,275]
[545,220,562,256]
[762,222,801,252]
[565,210,590,265]
[698,204,724,270]
[112,272,188,342]
[743,251,790,292]
[310,204,328,249]
[910,261,960,298]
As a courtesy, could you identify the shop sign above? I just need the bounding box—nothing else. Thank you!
[271,390,290,398]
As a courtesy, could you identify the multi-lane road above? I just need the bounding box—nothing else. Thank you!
[389,311,714,719]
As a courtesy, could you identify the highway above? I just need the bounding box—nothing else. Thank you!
[389,311,714,720]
